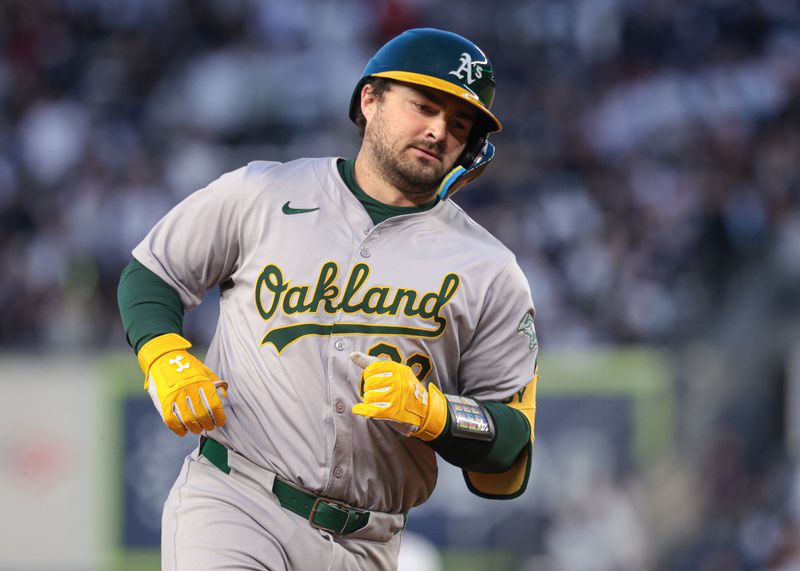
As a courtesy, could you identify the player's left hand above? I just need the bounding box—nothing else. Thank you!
[350,352,447,441]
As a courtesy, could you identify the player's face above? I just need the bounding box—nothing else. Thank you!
[362,82,477,196]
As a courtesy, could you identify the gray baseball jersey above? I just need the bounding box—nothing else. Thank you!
[133,157,537,515]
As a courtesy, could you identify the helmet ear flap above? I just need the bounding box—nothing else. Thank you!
[458,129,488,169]
[458,107,496,168]
[438,141,495,200]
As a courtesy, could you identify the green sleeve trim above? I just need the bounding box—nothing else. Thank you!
[117,258,184,353]
[467,402,531,473]
[426,400,531,472]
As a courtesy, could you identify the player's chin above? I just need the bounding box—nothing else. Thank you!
[407,166,446,188]
[407,155,446,178]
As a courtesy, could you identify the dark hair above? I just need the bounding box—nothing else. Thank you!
[353,77,393,138]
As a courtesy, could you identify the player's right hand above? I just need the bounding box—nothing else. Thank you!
[137,333,228,437]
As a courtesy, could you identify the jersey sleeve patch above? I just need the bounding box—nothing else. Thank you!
[517,311,537,352]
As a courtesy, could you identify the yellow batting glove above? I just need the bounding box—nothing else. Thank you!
[137,333,228,437]
[350,351,447,441]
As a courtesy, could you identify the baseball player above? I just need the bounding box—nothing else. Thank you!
[118,28,538,571]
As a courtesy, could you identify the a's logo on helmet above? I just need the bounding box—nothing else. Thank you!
[448,52,488,86]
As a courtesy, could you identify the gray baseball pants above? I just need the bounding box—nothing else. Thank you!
[161,448,405,570]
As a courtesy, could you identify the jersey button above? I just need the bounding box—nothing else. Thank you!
[334,339,345,351]
[362,225,371,235]
[335,400,345,414]
[360,249,370,258]
[334,467,344,478]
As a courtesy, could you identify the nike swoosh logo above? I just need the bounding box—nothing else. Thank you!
[282,201,319,215]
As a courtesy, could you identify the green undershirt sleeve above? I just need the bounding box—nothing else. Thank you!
[427,400,531,473]
[117,258,185,353]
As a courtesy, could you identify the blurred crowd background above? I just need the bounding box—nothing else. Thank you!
[2,0,800,569]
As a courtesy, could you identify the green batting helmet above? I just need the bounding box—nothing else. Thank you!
[349,28,501,133]
[349,28,501,179]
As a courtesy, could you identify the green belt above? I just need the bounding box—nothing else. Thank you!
[199,437,370,535]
